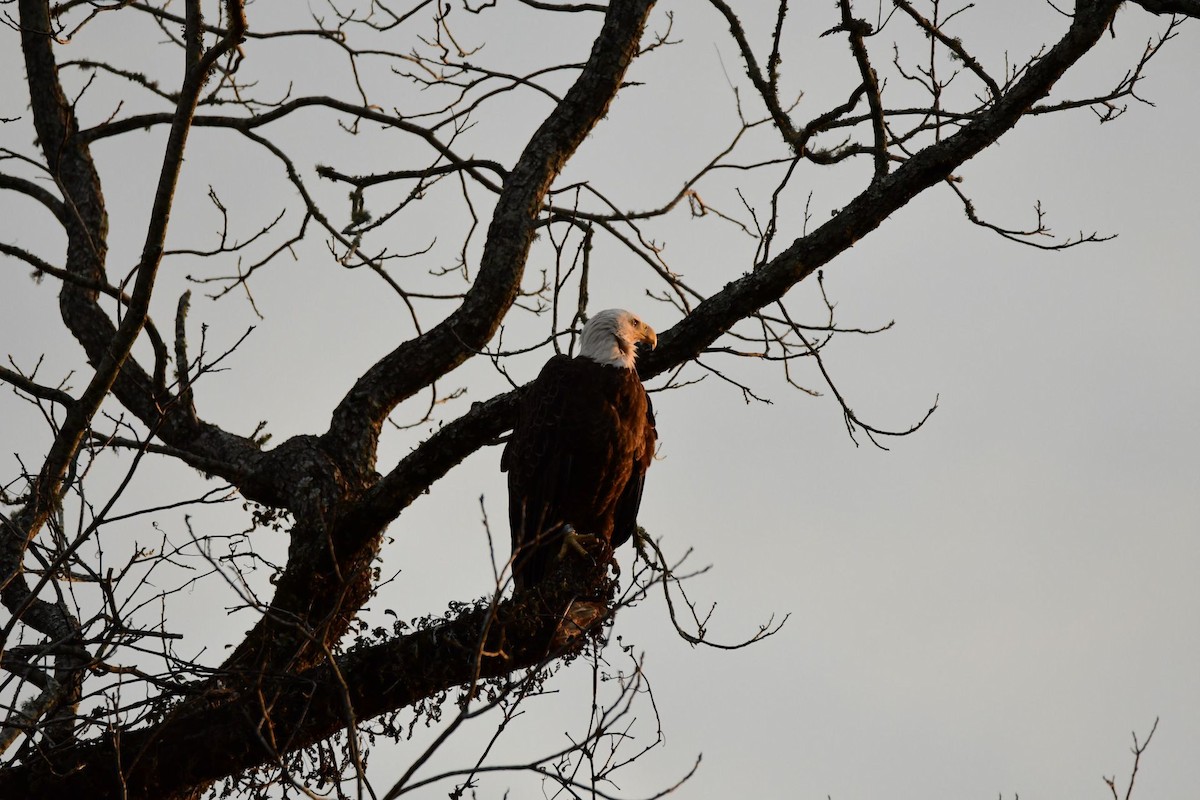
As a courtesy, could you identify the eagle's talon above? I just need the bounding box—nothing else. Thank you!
[557,524,598,560]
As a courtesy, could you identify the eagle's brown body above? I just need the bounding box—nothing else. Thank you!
[502,353,656,591]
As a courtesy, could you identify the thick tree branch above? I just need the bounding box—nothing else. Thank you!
[6,0,248,566]
[707,0,801,144]
[322,0,657,478]
[1133,0,1200,16]
[643,0,1125,376]
[197,0,658,707]
[357,389,521,528]
[833,1,889,178]
[360,0,1129,522]
[0,555,612,800]
[16,0,264,502]
[2,0,250,754]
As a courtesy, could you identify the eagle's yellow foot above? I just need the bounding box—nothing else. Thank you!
[557,524,598,560]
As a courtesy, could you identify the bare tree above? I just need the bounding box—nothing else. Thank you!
[0,0,1191,797]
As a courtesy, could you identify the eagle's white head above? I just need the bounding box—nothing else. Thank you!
[578,309,657,369]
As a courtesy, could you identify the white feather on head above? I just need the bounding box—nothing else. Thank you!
[578,309,657,369]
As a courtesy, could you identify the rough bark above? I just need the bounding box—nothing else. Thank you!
[0,556,614,800]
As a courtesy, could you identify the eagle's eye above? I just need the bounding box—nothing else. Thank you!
[631,319,641,328]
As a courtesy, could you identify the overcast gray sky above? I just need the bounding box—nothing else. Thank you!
[2,2,1197,798]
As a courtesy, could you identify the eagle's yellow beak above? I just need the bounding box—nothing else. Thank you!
[634,325,657,359]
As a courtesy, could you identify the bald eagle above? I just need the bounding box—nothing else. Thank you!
[502,309,658,592]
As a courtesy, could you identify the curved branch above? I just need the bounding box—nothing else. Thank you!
[1,243,172,387]
[83,99,508,196]
[892,0,1001,99]
[641,0,1125,378]
[355,388,521,528]
[707,0,800,145]
[0,173,67,224]
[365,0,1128,523]
[0,365,76,407]
[4,0,248,642]
[832,1,888,179]
[17,0,265,500]
[1133,0,1200,15]
[322,0,657,476]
